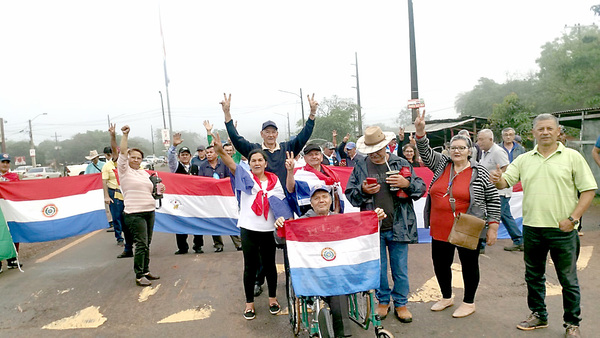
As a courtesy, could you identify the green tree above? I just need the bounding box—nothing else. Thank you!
[296,96,358,142]
[488,93,534,146]
[536,25,600,109]
[395,108,413,128]
[455,77,538,117]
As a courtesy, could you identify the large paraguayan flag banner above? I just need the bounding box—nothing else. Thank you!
[0,174,107,243]
[284,211,380,297]
[153,172,240,235]
[327,166,523,244]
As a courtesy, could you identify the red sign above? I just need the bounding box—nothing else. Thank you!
[15,156,26,165]
[407,98,425,109]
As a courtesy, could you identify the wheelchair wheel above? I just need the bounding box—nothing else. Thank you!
[376,328,394,338]
[317,307,335,338]
[287,277,300,335]
[350,291,371,327]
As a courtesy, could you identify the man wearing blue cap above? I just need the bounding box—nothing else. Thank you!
[168,133,206,255]
[337,132,366,168]
[0,153,21,272]
[219,93,318,185]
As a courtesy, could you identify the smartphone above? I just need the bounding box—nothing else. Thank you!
[366,177,377,185]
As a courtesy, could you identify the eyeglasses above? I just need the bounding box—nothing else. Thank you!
[449,146,468,151]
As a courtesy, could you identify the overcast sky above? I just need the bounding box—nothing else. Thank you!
[1,0,598,146]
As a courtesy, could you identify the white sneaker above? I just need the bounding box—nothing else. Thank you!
[431,297,454,311]
[452,302,476,318]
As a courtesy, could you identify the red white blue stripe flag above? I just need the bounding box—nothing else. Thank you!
[284,211,380,297]
[0,174,107,243]
[154,172,239,235]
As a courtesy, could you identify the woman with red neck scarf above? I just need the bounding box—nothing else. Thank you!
[287,142,344,216]
[213,133,292,321]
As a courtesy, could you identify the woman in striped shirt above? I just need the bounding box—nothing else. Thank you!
[118,125,165,287]
[414,110,501,318]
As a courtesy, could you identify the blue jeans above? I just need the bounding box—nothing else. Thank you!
[376,230,409,308]
[500,196,522,245]
[107,188,124,242]
[523,226,581,325]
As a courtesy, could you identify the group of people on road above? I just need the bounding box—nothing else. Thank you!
[2,91,597,338]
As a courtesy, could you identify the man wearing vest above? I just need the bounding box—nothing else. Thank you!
[167,133,204,255]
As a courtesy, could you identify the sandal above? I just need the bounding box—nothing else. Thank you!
[269,302,281,315]
[243,309,255,320]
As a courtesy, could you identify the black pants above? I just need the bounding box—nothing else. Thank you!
[175,234,205,252]
[431,239,480,303]
[125,211,155,279]
[523,226,581,325]
[240,228,277,303]
[325,295,350,337]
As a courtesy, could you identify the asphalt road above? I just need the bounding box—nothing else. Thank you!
[1,208,599,338]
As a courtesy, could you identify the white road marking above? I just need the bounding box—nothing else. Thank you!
[157,305,214,324]
[546,282,562,296]
[577,246,593,271]
[42,306,107,330]
[409,264,463,302]
[138,284,161,302]
[36,229,102,263]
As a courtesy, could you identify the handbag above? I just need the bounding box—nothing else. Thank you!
[445,164,486,250]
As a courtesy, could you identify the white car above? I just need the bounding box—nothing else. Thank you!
[14,165,33,179]
[22,167,63,180]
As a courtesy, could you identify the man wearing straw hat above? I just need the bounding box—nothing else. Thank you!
[84,150,105,174]
[345,126,426,324]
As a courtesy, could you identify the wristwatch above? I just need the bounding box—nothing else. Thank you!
[568,216,580,226]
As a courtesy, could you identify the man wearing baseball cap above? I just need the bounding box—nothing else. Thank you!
[287,142,345,216]
[345,126,426,323]
[337,133,366,167]
[191,145,207,167]
[167,133,205,255]
[0,153,21,273]
[219,93,319,185]
[322,142,339,166]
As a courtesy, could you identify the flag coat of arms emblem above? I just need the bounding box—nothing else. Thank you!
[284,211,380,297]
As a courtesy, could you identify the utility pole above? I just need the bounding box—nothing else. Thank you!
[0,118,5,153]
[54,132,62,171]
[159,91,167,129]
[29,119,35,167]
[299,88,305,126]
[28,113,47,167]
[151,125,155,156]
[286,112,291,141]
[408,0,420,122]
[107,114,111,128]
[352,52,363,136]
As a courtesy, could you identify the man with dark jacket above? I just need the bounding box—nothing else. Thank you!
[219,93,318,186]
[197,145,241,252]
[345,126,426,324]
[167,133,204,255]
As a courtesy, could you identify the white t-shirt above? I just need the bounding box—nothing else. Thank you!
[237,173,284,232]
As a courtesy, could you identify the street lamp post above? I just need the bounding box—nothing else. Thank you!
[29,113,48,167]
[278,89,305,126]
[273,112,291,141]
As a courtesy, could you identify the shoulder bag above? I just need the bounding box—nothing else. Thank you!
[446,164,486,250]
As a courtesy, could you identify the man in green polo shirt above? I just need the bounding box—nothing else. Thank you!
[490,114,596,338]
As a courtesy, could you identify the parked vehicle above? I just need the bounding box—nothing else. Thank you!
[22,167,62,180]
[14,165,33,179]
[66,156,107,176]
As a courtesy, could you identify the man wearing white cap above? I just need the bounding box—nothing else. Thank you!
[345,126,426,324]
